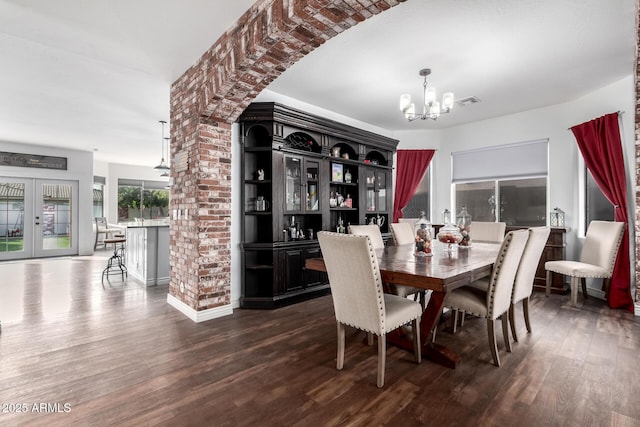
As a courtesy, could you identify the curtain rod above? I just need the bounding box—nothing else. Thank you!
[567,110,624,131]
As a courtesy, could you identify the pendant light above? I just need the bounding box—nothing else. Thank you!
[160,137,170,177]
[154,120,170,171]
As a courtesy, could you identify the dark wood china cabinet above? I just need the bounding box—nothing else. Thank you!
[238,102,398,308]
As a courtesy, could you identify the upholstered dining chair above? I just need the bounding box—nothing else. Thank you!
[390,222,415,246]
[509,227,550,343]
[398,217,419,229]
[350,224,425,307]
[443,229,529,366]
[317,231,422,388]
[471,221,506,243]
[545,220,625,306]
[452,221,506,329]
[348,224,385,249]
[389,222,428,308]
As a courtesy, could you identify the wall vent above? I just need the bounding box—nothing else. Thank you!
[455,96,481,107]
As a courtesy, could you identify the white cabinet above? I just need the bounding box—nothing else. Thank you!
[124,224,169,286]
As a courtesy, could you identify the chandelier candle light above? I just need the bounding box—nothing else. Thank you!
[154,120,170,172]
[399,68,454,121]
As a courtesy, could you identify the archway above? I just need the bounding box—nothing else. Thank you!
[168,0,407,315]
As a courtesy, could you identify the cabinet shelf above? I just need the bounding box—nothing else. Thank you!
[245,146,272,152]
[330,181,357,186]
[246,264,274,270]
[246,211,272,215]
[330,207,358,211]
[245,179,272,185]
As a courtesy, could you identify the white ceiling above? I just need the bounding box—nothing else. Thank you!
[0,0,635,167]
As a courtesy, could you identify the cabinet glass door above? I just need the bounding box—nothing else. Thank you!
[365,169,388,212]
[285,156,302,212]
[376,171,387,211]
[366,170,376,212]
[305,160,320,212]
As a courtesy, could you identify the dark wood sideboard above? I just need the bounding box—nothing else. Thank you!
[506,226,567,294]
[401,224,566,294]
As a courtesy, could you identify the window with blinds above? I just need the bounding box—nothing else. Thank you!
[452,139,548,226]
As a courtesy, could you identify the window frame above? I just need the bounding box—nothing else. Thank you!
[453,175,548,226]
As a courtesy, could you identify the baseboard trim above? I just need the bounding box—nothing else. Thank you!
[166,294,233,323]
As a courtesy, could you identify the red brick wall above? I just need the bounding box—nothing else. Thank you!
[169,0,407,311]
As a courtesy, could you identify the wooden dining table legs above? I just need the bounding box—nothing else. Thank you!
[386,290,461,369]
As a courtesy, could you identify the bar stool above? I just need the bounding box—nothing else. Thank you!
[102,236,127,286]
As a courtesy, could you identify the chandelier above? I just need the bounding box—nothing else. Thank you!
[153,120,170,171]
[399,68,454,121]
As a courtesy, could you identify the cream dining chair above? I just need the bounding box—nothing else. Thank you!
[348,224,385,249]
[453,221,506,329]
[390,222,415,246]
[545,220,625,306]
[351,224,425,307]
[443,229,529,366]
[317,231,422,388]
[389,222,427,308]
[398,217,419,230]
[471,221,506,243]
[508,227,550,342]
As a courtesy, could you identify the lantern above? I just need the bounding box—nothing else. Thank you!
[550,207,565,227]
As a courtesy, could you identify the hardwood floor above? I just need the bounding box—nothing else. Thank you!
[0,255,639,426]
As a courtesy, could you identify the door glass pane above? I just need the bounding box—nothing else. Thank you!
[118,185,142,221]
[0,182,25,252]
[144,188,169,219]
[455,181,495,222]
[93,182,104,217]
[41,184,72,250]
[285,157,302,212]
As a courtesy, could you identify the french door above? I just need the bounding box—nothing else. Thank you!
[0,178,78,260]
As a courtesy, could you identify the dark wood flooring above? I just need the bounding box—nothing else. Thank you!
[0,254,639,426]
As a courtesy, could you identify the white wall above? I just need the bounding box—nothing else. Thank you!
[0,141,95,255]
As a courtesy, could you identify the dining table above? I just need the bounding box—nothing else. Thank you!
[305,240,501,369]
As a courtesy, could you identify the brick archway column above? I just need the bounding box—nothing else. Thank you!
[168,0,408,317]
[635,0,640,306]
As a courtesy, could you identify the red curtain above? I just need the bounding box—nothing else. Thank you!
[571,112,633,313]
[393,149,435,223]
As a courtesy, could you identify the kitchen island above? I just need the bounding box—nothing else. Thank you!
[120,220,169,286]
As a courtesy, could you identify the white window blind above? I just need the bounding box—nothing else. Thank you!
[452,139,548,183]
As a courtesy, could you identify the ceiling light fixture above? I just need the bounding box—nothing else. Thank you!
[160,139,170,178]
[154,120,170,172]
[399,68,454,121]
